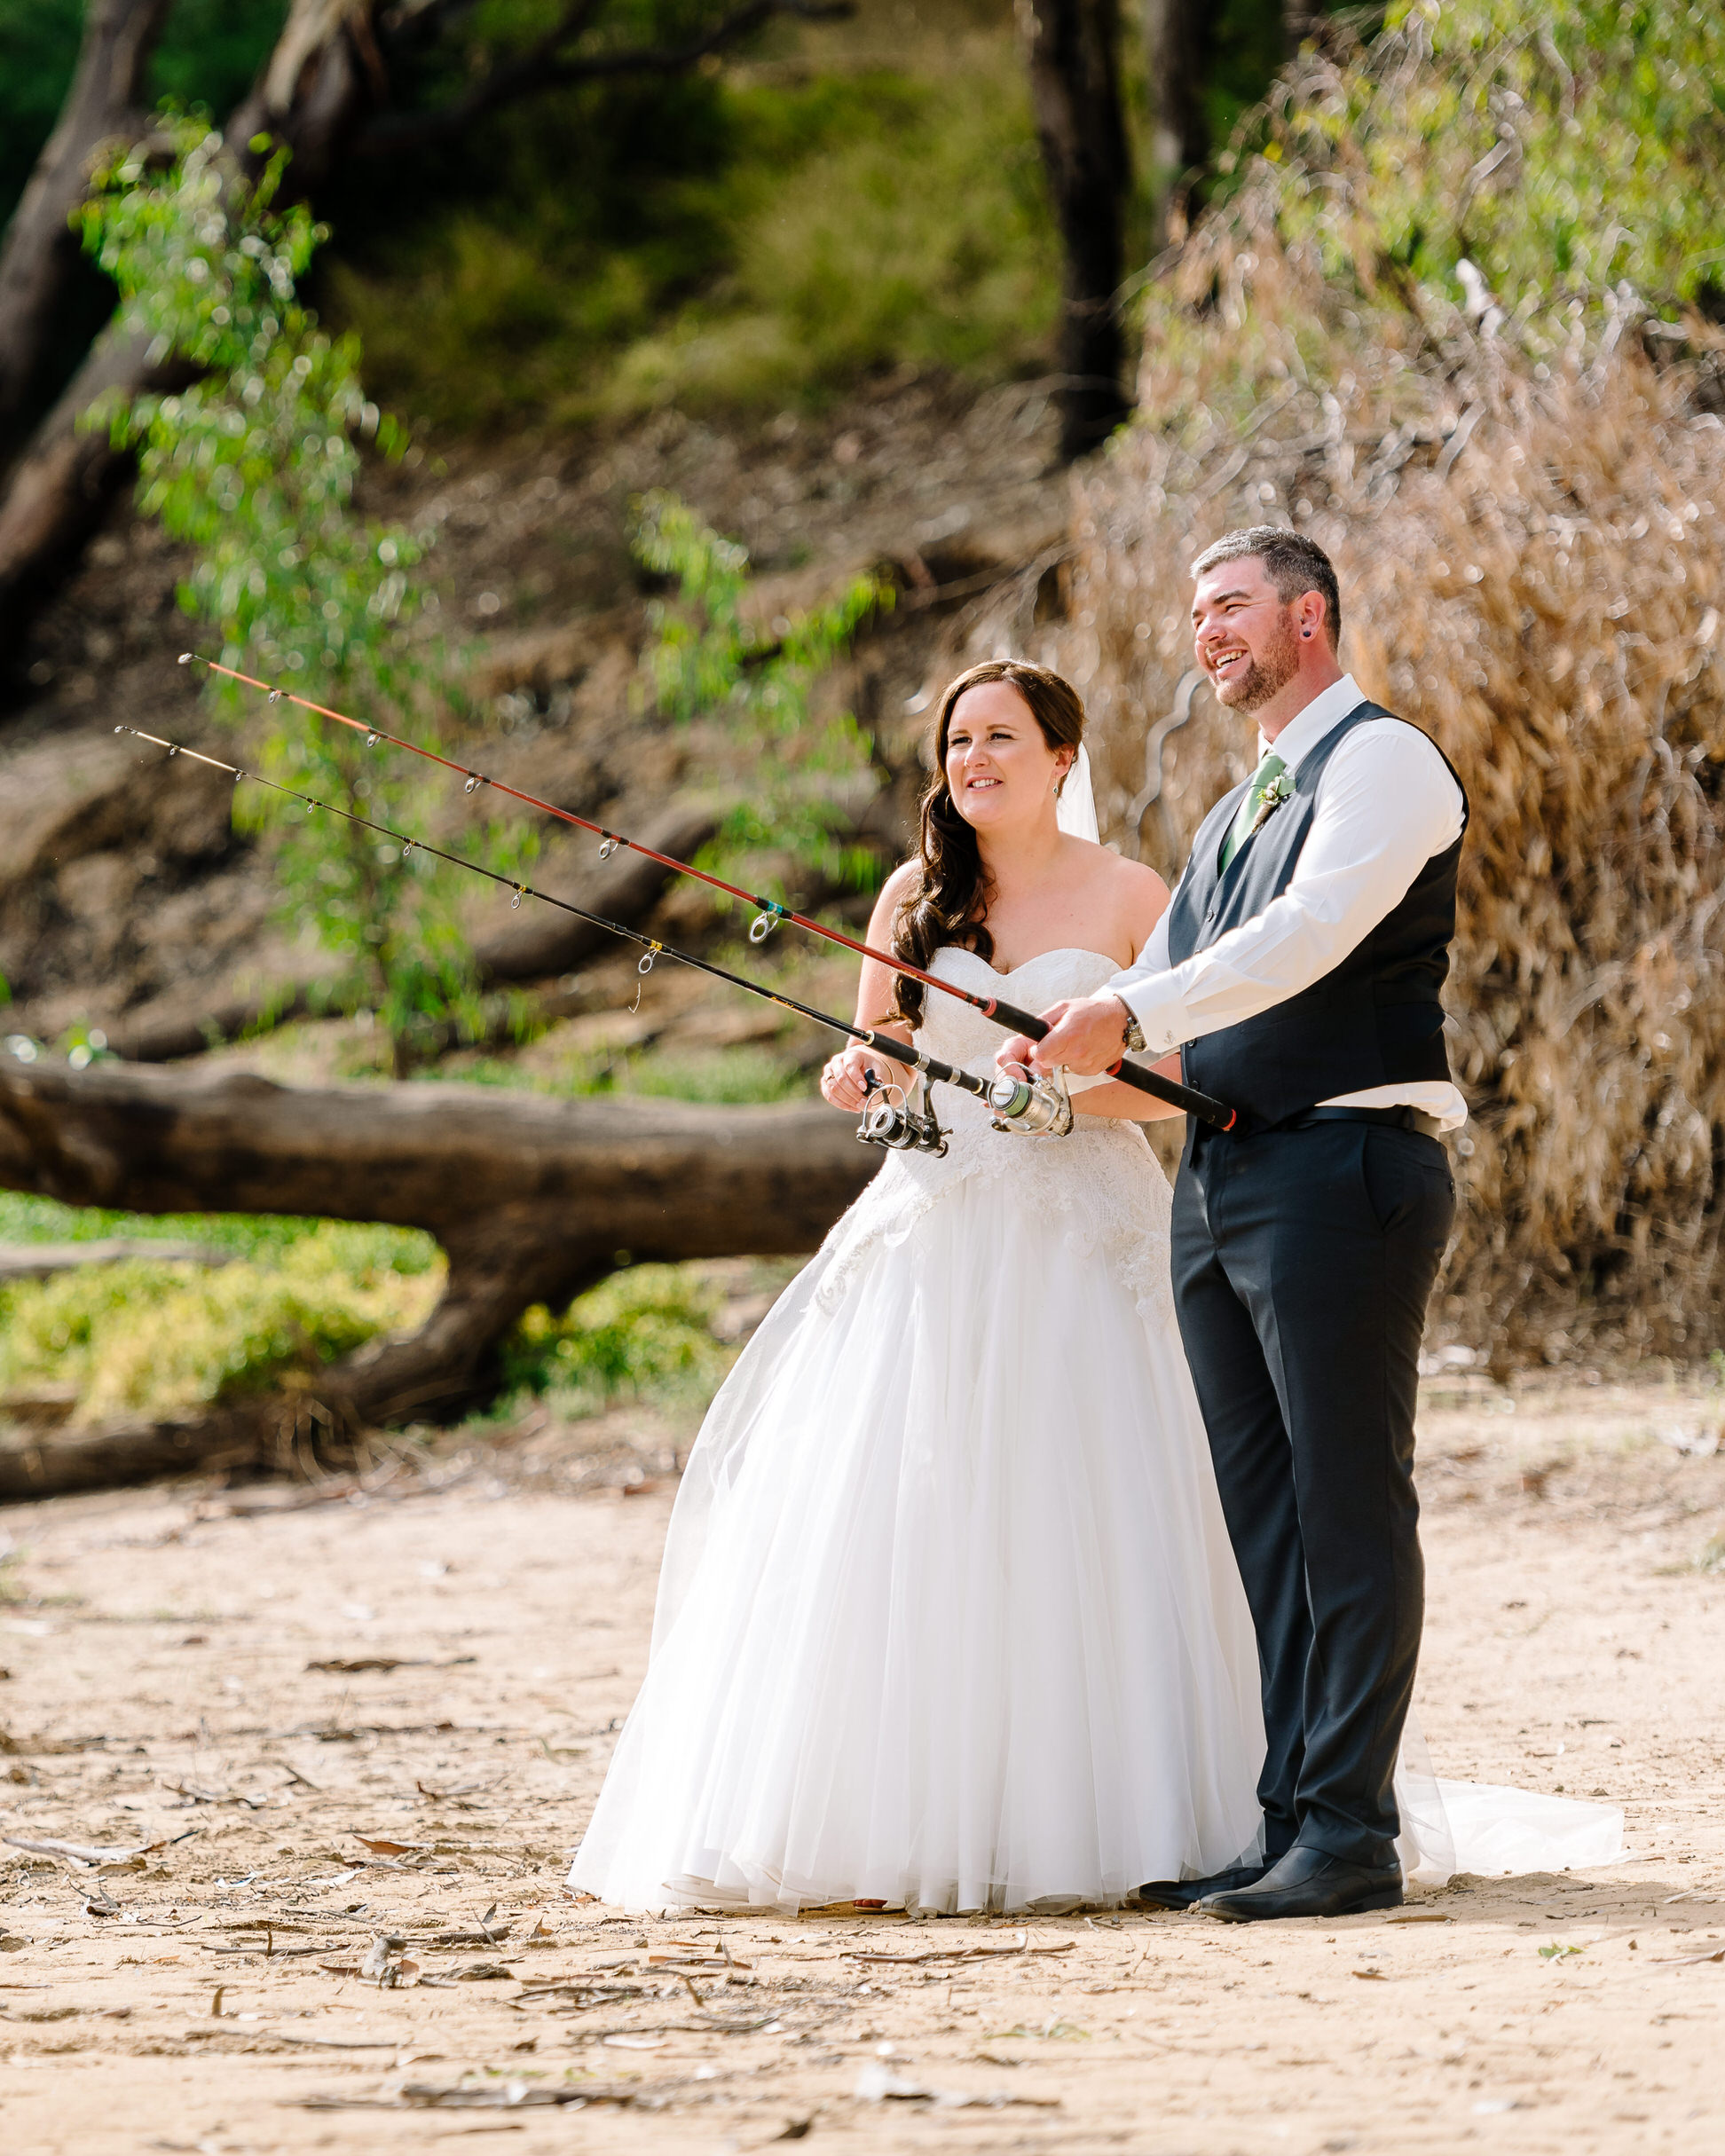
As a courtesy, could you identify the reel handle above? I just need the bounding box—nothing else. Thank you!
[988,996,1235,1130]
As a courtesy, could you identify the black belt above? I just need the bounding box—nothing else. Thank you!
[1283,1105,1445,1139]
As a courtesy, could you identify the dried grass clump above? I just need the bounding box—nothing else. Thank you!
[931,9,1725,1361]
[952,248,1725,1362]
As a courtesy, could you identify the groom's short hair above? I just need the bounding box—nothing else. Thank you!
[1192,527,1343,649]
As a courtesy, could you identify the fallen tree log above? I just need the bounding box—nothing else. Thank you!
[0,1055,877,1502]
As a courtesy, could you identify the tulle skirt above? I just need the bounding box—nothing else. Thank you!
[567,1124,1626,1914]
[568,1161,1268,1915]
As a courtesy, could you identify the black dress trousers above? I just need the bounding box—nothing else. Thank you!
[1170,1119,1455,1869]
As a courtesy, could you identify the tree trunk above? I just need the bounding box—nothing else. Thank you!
[0,0,174,443]
[0,2,393,662]
[1143,0,1210,251]
[0,322,193,656]
[0,1056,877,1500]
[1019,0,1134,462]
[224,0,391,197]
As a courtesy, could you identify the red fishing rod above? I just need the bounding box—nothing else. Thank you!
[115,722,1062,1155]
[176,652,1236,1130]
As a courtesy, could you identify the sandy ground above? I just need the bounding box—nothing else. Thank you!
[1,1375,1722,2155]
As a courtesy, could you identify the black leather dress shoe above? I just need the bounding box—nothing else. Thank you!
[1194,1844,1402,1923]
[1135,1862,1270,1911]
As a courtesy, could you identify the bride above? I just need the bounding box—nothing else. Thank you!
[568,659,1618,1916]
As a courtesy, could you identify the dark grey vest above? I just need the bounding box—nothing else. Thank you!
[1162,702,1468,1131]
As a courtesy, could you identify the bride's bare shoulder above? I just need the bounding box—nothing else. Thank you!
[1078,840,1172,953]
[1091,846,1171,925]
[862,857,925,940]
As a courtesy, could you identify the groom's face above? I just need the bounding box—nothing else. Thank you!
[1191,555,1302,713]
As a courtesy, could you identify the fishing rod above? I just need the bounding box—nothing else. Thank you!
[176,652,1236,1131]
[114,721,1084,1156]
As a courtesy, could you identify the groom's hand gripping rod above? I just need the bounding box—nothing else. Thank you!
[111,725,999,1114]
[977,999,1233,1130]
[177,655,1236,1131]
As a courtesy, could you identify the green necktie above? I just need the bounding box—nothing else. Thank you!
[1218,751,1288,873]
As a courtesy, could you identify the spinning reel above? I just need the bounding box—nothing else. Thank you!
[853,1061,1075,1154]
[986,1066,1074,1138]
[857,1070,949,1156]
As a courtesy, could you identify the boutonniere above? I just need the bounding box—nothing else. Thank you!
[1248,771,1296,838]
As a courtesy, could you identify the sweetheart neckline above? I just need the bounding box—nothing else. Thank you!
[936,944,1128,983]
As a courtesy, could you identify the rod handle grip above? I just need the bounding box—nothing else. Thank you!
[986,997,1236,1132]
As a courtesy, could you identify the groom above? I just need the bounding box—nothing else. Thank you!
[1006,528,1466,1922]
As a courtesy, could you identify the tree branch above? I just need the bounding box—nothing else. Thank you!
[356,0,854,158]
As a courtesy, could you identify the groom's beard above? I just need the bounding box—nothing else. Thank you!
[1212,615,1302,712]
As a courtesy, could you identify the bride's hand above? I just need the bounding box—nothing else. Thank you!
[821,1043,891,1112]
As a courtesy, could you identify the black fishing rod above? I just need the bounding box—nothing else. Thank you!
[177,653,1236,1131]
[114,722,1081,1155]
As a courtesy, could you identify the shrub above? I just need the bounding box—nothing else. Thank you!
[500,1264,734,1416]
[0,1224,442,1422]
[950,0,1725,1362]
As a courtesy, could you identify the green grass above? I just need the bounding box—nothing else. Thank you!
[329,28,1059,428]
[438,1037,815,1104]
[0,1191,415,1260]
[0,1222,442,1424]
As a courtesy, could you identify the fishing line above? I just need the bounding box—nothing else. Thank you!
[114,722,1029,1151]
[176,652,1235,1129]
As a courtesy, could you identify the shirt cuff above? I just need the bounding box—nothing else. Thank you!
[1112,975,1191,1061]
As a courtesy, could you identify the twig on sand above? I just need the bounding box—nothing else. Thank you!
[295,2081,642,2111]
[843,1929,1075,1968]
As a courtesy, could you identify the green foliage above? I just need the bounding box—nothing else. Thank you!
[634,492,885,893]
[1210,0,1725,358]
[0,1224,442,1423]
[331,28,1061,425]
[0,1190,436,1263]
[76,121,525,1068]
[498,1263,733,1417]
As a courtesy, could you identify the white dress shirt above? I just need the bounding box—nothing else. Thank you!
[1107,674,1469,1129]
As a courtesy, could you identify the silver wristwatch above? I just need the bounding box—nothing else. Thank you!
[1114,996,1146,1055]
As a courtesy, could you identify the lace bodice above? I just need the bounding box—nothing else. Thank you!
[812,945,1177,1322]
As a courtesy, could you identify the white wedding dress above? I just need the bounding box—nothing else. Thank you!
[568,946,1622,1915]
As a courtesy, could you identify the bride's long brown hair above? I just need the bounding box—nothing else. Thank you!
[889,660,1086,1027]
